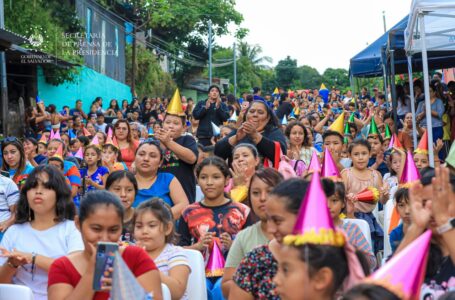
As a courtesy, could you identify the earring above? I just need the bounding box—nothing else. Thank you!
[28,207,32,222]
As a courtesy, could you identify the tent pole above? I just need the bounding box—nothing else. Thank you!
[420,13,435,167]
[383,62,389,109]
[390,50,399,128]
[407,56,418,149]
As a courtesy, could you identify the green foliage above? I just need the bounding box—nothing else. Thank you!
[5,0,83,85]
[322,68,350,90]
[275,56,298,90]
[209,42,272,95]
[126,45,176,97]
[296,65,322,89]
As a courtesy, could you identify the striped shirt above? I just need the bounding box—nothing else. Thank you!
[154,243,191,300]
[341,220,377,270]
[0,175,19,222]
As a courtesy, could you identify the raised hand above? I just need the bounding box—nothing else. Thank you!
[409,182,432,229]
[432,166,455,226]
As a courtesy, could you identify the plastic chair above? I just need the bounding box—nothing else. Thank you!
[344,218,373,250]
[0,284,34,300]
[383,199,396,260]
[183,249,208,300]
[161,283,171,300]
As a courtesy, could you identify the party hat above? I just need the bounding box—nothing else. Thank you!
[49,129,55,140]
[348,112,355,123]
[328,112,345,135]
[399,150,421,187]
[384,124,392,139]
[307,151,321,174]
[228,110,238,122]
[68,130,77,140]
[53,130,61,141]
[319,83,329,102]
[392,133,404,150]
[167,89,185,116]
[414,130,428,155]
[294,106,300,116]
[388,134,395,150]
[211,122,220,136]
[284,171,345,247]
[365,230,432,300]
[107,127,113,139]
[273,87,279,95]
[288,110,296,120]
[38,134,48,145]
[111,251,148,300]
[205,240,225,277]
[105,135,119,149]
[368,117,379,137]
[82,127,91,137]
[281,116,288,126]
[445,140,455,168]
[321,148,340,180]
[90,135,100,147]
[148,127,154,137]
[74,147,84,160]
[52,143,64,162]
[35,95,43,104]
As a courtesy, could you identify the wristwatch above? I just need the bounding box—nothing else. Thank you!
[437,218,455,235]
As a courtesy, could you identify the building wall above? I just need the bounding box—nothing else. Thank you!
[75,0,126,83]
[37,66,131,112]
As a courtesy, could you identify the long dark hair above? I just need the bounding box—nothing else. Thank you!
[285,121,311,147]
[1,139,26,182]
[106,170,138,194]
[16,165,75,224]
[79,190,124,224]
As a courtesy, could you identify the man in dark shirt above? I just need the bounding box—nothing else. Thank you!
[192,85,230,146]
[275,92,293,121]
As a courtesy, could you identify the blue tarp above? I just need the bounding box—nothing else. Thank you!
[350,16,408,78]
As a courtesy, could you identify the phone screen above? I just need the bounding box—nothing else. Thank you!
[93,242,119,291]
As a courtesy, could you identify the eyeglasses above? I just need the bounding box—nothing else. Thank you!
[3,137,19,143]
[140,138,160,147]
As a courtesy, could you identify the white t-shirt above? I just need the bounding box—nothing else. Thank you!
[0,176,19,222]
[0,220,84,300]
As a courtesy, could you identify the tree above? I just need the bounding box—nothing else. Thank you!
[322,68,350,90]
[207,42,272,95]
[5,0,83,85]
[296,65,322,89]
[275,56,298,90]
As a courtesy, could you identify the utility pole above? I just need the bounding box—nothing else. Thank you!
[0,0,8,136]
[233,42,237,97]
[208,19,212,85]
[382,11,387,33]
[131,23,136,97]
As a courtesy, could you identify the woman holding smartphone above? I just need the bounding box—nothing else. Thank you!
[48,190,162,300]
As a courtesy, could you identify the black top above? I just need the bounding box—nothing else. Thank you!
[275,101,293,120]
[214,124,287,164]
[192,100,230,138]
[159,134,198,203]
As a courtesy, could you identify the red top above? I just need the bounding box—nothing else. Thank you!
[120,140,139,169]
[48,246,157,300]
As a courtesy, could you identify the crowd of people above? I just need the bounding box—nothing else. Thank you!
[0,78,454,300]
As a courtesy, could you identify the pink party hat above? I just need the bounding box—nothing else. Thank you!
[74,147,84,160]
[49,129,55,140]
[387,134,395,150]
[321,148,340,180]
[307,151,321,174]
[82,127,91,137]
[284,171,345,247]
[53,130,61,141]
[399,150,421,187]
[90,135,100,147]
[366,230,432,300]
[107,127,113,139]
[52,143,64,162]
[205,239,225,277]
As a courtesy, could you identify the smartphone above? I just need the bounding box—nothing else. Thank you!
[0,170,9,178]
[93,242,119,291]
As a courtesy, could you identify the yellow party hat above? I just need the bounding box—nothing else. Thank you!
[328,112,345,135]
[166,89,185,116]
